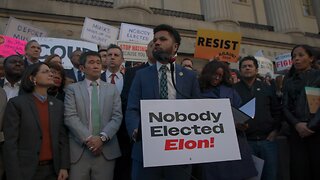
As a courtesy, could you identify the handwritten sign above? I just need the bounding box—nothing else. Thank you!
[119,23,153,44]
[0,35,27,57]
[118,41,148,62]
[81,17,119,47]
[4,17,47,41]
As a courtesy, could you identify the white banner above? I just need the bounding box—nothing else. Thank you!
[256,56,274,78]
[31,37,98,69]
[275,53,292,72]
[4,17,48,41]
[118,41,148,62]
[81,17,119,47]
[141,99,241,167]
[119,23,153,44]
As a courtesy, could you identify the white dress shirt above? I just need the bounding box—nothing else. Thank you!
[105,70,123,93]
[3,78,20,100]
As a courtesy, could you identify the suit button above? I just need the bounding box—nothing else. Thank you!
[37,152,40,155]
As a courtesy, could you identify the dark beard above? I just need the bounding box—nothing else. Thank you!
[152,50,171,63]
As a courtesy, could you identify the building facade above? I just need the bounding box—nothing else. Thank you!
[1,0,319,71]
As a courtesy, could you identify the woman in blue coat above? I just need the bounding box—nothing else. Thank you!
[199,60,257,180]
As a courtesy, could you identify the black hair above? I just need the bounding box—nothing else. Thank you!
[199,60,232,91]
[239,56,259,70]
[154,24,181,46]
[3,55,23,67]
[21,62,47,93]
[291,44,315,59]
[181,58,193,65]
[98,49,108,54]
[79,51,101,66]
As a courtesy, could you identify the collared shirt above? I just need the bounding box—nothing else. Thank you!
[156,61,176,99]
[3,78,20,100]
[105,70,123,93]
[84,79,108,138]
[73,67,83,82]
[26,57,39,65]
[85,78,100,134]
[33,92,48,103]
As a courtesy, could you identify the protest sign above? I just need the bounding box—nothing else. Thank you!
[141,99,241,167]
[4,17,47,41]
[118,41,148,62]
[275,53,292,73]
[81,17,119,47]
[119,23,153,44]
[256,56,274,77]
[0,35,27,57]
[32,37,98,69]
[194,29,241,63]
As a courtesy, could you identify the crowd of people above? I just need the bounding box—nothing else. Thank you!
[0,24,319,180]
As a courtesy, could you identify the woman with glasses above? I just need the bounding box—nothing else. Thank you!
[3,62,69,180]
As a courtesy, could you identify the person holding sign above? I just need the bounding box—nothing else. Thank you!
[126,24,201,180]
[283,45,320,180]
[199,60,257,180]
[234,56,282,180]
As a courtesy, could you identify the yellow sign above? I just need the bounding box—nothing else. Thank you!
[194,29,242,63]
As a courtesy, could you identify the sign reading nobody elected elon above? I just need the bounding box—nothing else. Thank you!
[141,99,241,167]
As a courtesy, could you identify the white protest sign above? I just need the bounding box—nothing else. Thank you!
[119,23,153,44]
[256,56,274,78]
[141,99,241,167]
[275,53,292,72]
[31,37,98,69]
[4,17,48,41]
[118,41,148,62]
[81,17,119,46]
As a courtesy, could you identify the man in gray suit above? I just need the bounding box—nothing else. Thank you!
[0,88,6,180]
[64,51,122,180]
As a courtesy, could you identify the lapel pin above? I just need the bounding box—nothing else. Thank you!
[49,101,54,106]
[179,72,184,76]
[257,88,261,91]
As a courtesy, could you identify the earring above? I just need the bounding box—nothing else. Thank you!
[33,81,37,86]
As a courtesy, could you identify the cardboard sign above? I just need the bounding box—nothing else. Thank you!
[4,17,47,41]
[194,29,241,63]
[81,17,119,47]
[305,87,320,114]
[118,41,148,62]
[256,56,274,78]
[0,35,27,57]
[119,23,153,44]
[141,99,241,167]
[31,37,98,69]
[275,53,292,72]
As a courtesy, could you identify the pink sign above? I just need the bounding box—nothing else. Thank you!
[0,35,27,58]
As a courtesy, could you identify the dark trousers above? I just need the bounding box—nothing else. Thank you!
[289,130,320,180]
[131,160,191,180]
[33,163,56,180]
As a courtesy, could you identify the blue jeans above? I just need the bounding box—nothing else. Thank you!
[248,140,278,180]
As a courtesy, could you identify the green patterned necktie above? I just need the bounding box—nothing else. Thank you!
[160,65,168,99]
[91,81,100,135]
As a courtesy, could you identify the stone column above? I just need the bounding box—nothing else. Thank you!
[264,0,303,35]
[200,0,238,25]
[312,0,320,33]
[113,0,152,13]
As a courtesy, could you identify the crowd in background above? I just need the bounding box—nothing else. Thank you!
[0,24,319,180]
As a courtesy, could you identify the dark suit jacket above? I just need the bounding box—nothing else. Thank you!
[0,79,3,88]
[125,64,201,162]
[3,94,70,180]
[64,68,77,83]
